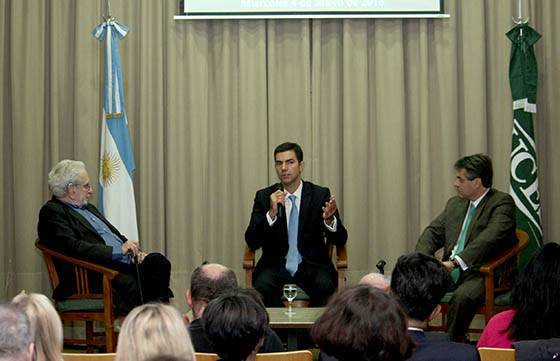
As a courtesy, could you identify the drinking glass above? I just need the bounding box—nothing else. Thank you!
[283,284,298,316]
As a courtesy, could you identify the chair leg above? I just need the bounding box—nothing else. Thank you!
[86,321,94,353]
[104,319,115,352]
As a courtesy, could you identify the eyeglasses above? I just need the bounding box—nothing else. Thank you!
[68,182,92,190]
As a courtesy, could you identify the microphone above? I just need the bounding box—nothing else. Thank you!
[277,183,284,218]
[376,259,387,275]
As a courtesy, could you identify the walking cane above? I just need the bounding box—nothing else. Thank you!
[134,254,144,304]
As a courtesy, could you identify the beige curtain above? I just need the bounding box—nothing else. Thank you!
[1,0,559,306]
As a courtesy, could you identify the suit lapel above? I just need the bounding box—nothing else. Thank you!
[66,205,100,235]
[464,189,492,244]
[56,197,121,243]
[298,181,312,237]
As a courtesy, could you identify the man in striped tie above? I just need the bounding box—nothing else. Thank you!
[416,154,516,342]
[245,142,348,307]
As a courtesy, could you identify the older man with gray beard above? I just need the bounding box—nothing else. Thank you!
[38,159,173,311]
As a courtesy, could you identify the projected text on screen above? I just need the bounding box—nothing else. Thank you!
[183,0,443,16]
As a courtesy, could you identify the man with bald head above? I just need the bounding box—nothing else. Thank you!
[359,272,390,292]
[186,263,284,353]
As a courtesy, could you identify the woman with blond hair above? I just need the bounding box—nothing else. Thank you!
[11,292,63,361]
[116,303,195,361]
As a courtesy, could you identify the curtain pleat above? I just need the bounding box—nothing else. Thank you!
[1,0,559,304]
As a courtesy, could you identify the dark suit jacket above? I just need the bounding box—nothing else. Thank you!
[318,331,475,361]
[514,338,560,361]
[189,318,284,354]
[408,330,479,361]
[244,181,348,278]
[416,189,516,271]
[37,196,129,299]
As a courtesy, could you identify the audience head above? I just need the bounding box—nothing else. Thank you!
[508,242,560,340]
[311,285,414,361]
[187,263,238,319]
[0,304,34,361]
[391,252,451,324]
[202,292,267,361]
[115,303,195,361]
[359,272,390,292]
[11,292,63,361]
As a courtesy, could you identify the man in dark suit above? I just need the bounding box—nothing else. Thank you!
[186,263,284,353]
[391,252,479,361]
[245,142,348,306]
[38,159,172,312]
[416,154,516,341]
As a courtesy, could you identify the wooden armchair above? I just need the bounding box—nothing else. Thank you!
[430,229,529,333]
[195,351,313,361]
[62,353,116,361]
[194,353,219,361]
[478,347,515,361]
[36,242,123,352]
[256,350,313,360]
[243,240,347,306]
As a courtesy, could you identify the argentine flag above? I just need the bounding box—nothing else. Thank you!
[93,18,139,240]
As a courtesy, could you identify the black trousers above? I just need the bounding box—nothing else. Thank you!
[253,262,337,307]
[112,252,173,312]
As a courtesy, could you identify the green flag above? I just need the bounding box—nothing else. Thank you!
[507,24,542,269]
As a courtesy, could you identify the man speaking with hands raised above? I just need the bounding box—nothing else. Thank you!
[245,142,348,306]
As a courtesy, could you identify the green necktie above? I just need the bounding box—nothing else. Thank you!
[450,203,476,283]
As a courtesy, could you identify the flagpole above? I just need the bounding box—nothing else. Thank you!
[512,0,528,37]
[105,0,112,21]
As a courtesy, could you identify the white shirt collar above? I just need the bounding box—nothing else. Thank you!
[471,188,490,208]
[287,180,303,200]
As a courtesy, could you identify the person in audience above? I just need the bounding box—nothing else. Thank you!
[311,285,414,361]
[202,292,268,361]
[0,304,34,361]
[477,242,560,348]
[115,303,195,361]
[11,292,63,361]
[186,263,283,353]
[391,253,479,361]
[415,154,516,342]
[245,142,348,306]
[38,159,173,311]
[359,272,390,291]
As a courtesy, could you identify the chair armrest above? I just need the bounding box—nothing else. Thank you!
[479,232,529,275]
[335,244,348,269]
[243,246,256,270]
[36,242,119,280]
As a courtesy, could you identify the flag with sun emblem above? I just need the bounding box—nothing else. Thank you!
[93,18,138,240]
